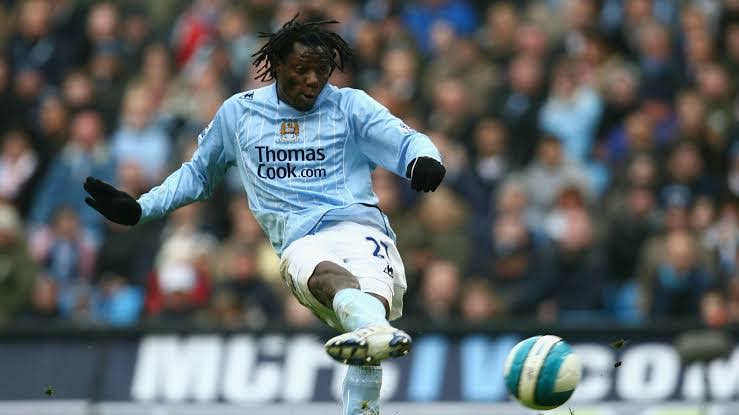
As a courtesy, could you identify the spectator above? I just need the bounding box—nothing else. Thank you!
[643,230,712,319]
[378,47,421,117]
[485,212,555,317]
[144,203,215,322]
[408,259,460,325]
[579,28,623,94]
[673,90,724,175]
[129,43,175,122]
[29,206,96,287]
[89,42,127,129]
[696,62,734,143]
[602,184,658,322]
[661,139,717,200]
[604,185,659,283]
[539,57,603,164]
[477,2,518,65]
[210,247,283,328]
[144,260,211,322]
[6,0,72,84]
[34,92,69,163]
[605,109,660,167]
[61,70,96,113]
[426,130,487,218]
[0,203,36,322]
[401,0,478,56]
[540,208,606,322]
[514,21,550,63]
[423,38,497,118]
[216,7,260,82]
[471,117,508,193]
[490,53,546,168]
[556,0,600,57]
[403,186,471,272]
[29,110,116,243]
[14,276,61,323]
[89,273,144,326]
[636,21,681,102]
[595,64,640,143]
[603,151,659,220]
[170,0,226,69]
[216,194,280,284]
[520,134,591,230]
[86,2,120,48]
[459,278,501,323]
[700,290,729,328]
[353,21,384,91]
[119,6,155,74]
[111,84,172,185]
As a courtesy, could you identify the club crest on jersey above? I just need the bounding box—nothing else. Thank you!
[279,120,300,142]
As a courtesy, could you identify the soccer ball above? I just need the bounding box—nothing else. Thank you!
[503,335,581,410]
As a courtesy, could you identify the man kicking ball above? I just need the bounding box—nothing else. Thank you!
[83,15,445,414]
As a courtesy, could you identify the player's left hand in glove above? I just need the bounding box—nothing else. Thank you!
[406,156,446,192]
[83,176,142,226]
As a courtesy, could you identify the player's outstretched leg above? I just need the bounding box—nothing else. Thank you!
[342,365,382,415]
[308,262,412,365]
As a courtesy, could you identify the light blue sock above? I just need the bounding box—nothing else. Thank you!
[342,365,382,415]
[333,288,390,332]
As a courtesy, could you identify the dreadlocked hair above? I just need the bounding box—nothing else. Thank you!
[251,13,354,82]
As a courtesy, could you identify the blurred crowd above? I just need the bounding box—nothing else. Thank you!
[0,0,738,329]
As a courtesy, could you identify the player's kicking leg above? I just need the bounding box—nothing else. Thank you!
[308,262,412,365]
[307,261,408,415]
[279,224,410,415]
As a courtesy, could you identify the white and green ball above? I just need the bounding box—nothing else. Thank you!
[503,335,582,410]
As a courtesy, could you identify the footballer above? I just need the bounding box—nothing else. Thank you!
[84,15,445,415]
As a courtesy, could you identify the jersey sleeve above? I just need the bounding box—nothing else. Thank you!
[136,99,238,223]
[349,90,442,177]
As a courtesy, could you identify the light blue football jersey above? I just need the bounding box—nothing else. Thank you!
[137,83,442,256]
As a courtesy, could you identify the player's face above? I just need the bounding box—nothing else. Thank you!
[275,42,333,111]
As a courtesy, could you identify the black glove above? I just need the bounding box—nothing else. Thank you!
[406,157,446,192]
[83,176,142,226]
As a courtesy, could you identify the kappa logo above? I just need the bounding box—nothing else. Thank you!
[279,119,300,142]
[240,91,254,100]
[383,264,394,278]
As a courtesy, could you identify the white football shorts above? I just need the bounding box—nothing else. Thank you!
[279,221,407,331]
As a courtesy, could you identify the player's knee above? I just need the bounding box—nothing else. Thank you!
[308,261,359,305]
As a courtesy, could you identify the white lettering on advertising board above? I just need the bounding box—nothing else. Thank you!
[130,335,739,403]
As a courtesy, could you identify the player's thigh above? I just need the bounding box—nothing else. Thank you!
[279,234,346,330]
[329,223,405,315]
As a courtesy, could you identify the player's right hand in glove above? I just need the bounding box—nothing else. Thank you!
[406,157,446,192]
[83,176,142,226]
